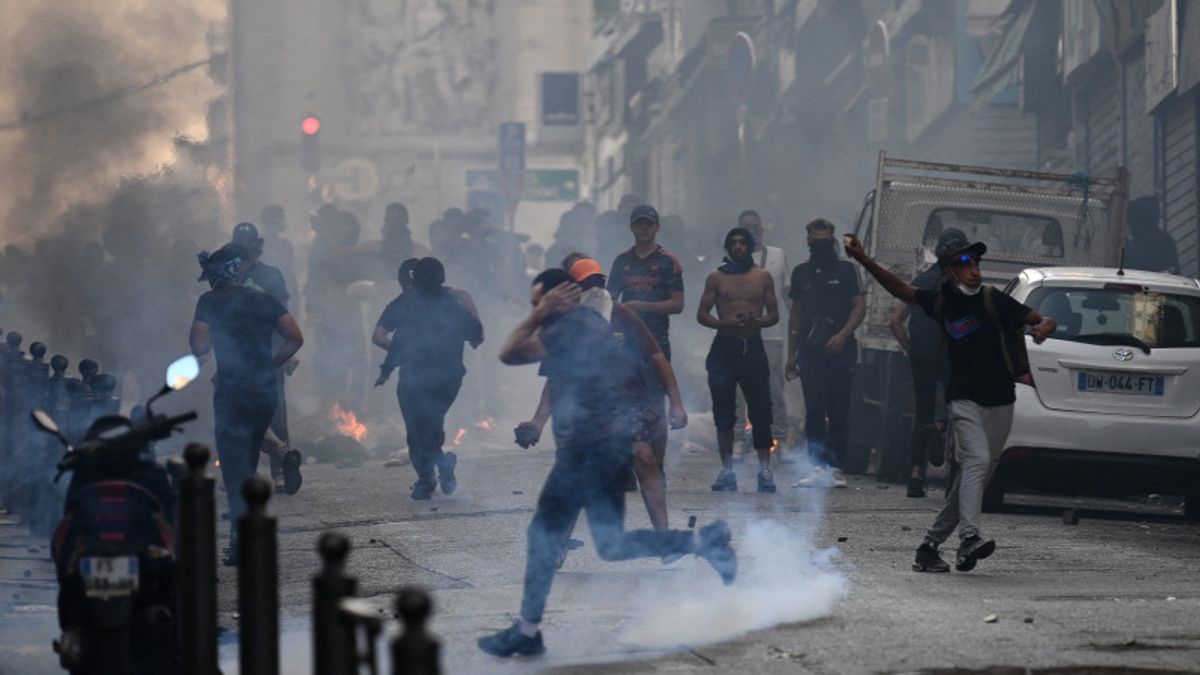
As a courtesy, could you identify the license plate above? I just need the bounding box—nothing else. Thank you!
[1077,371,1165,396]
[80,556,139,599]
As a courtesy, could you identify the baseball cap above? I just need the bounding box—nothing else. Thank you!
[630,205,659,225]
[232,222,262,244]
[935,228,986,267]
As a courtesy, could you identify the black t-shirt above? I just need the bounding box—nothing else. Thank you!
[608,246,684,354]
[914,283,1032,407]
[907,264,944,357]
[244,262,290,308]
[788,259,862,352]
[193,285,287,390]
[538,308,635,448]
[375,290,483,378]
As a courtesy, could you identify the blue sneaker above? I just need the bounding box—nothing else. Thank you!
[477,621,546,657]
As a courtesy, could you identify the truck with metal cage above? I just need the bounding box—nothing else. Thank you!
[845,151,1129,480]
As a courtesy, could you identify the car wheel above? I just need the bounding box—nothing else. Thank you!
[1184,494,1200,521]
[982,474,1005,513]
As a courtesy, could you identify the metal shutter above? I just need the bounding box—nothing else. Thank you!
[1163,91,1198,277]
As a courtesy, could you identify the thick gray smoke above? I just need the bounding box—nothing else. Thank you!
[0,1,225,237]
[0,0,227,396]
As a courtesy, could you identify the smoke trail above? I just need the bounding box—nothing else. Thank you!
[621,493,849,649]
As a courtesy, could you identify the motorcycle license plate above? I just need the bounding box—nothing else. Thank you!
[1077,371,1164,396]
[80,556,139,599]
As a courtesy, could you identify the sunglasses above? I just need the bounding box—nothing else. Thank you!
[949,253,980,266]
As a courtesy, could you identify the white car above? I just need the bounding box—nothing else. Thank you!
[992,267,1200,518]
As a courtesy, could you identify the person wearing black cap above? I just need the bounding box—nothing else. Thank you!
[374,257,483,500]
[697,227,780,493]
[232,222,302,494]
[607,204,685,485]
[844,232,1056,574]
[888,226,968,498]
[190,243,304,564]
[1124,195,1179,274]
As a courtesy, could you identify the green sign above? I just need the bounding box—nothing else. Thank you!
[466,169,580,202]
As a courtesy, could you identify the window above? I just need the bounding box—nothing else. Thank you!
[1025,286,1200,349]
[923,209,1064,259]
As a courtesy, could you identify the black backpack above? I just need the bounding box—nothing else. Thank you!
[933,286,1030,380]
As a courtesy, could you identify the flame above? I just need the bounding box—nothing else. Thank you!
[214,460,221,467]
[475,416,495,433]
[329,403,368,442]
[453,428,467,446]
[770,439,778,454]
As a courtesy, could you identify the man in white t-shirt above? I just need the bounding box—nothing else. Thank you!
[733,210,794,463]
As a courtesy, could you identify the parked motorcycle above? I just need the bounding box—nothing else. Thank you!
[32,355,201,675]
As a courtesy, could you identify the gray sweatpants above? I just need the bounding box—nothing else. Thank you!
[926,400,1013,545]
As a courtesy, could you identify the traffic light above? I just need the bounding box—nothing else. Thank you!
[301,115,321,174]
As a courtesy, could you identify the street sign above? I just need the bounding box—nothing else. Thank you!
[466,169,580,202]
[330,157,380,201]
[498,122,526,170]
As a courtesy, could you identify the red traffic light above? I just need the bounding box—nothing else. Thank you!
[301,116,321,136]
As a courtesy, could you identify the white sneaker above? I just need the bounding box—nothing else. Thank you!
[791,468,829,488]
[831,469,848,489]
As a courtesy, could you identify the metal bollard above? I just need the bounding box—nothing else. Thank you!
[313,531,357,675]
[391,587,440,675]
[339,598,382,675]
[238,476,279,675]
[178,443,218,675]
[1,332,25,474]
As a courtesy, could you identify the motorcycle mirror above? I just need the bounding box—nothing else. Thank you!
[31,409,69,445]
[165,355,201,391]
[32,409,60,434]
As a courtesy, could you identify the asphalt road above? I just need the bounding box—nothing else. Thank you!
[3,417,1199,674]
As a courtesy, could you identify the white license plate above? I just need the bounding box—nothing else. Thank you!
[80,556,139,599]
[1077,371,1164,396]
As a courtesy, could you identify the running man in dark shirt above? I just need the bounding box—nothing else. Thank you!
[189,243,303,564]
[607,204,684,482]
[479,269,734,658]
[232,222,302,495]
[374,258,483,500]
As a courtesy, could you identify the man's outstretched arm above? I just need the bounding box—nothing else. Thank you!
[844,235,917,303]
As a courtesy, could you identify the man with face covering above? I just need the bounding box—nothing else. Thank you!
[844,232,1055,573]
[189,243,304,565]
[374,257,483,500]
[697,227,780,493]
[787,219,864,489]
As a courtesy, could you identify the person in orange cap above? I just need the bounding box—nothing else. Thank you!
[516,255,686,539]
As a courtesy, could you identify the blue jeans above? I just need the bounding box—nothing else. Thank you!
[519,435,694,623]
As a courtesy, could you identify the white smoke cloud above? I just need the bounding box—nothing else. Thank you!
[621,509,849,649]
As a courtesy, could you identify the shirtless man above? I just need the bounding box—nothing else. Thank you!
[697,227,780,493]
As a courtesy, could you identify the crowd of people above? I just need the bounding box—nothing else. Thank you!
[182,188,1190,656]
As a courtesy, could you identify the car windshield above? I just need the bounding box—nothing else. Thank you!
[1026,285,1200,349]
[922,209,1064,259]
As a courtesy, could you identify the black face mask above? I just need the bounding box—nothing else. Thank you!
[809,238,837,262]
